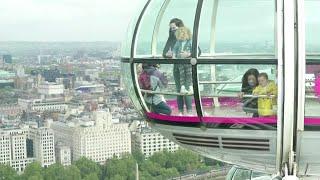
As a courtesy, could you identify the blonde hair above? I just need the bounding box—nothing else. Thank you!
[175,27,192,41]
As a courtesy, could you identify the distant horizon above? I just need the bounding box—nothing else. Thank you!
[0,40,121,43]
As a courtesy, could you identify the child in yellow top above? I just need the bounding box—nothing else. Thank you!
[253,73,277,116]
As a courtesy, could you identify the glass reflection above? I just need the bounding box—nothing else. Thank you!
[121,63,143,111]
[305,0,320,128]
[306,0,320,53]
[305,65,320,118]
[136,0,164,56]
[136,63,196,116]
[198,0,275,55]
[199,64,277,129]
[157,0,197,56]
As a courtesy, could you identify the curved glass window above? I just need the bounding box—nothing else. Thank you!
[306,0,320,54]
[198,0,275,55]
[121,19,137,58]
[121,63,143,111]
[198,0,216,55]
[121,0,280,174]
[136,1,165,56]
[121,0,149,57]
[304,65,320,119]
[304,0,320,128]
[156,0,198,57]
[136,63,197,118]
[199,64,278,129]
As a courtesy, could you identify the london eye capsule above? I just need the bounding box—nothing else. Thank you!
[121,0,320,178]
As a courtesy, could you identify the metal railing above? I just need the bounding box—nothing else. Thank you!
[167,80,242,86]
[140,89,276,98]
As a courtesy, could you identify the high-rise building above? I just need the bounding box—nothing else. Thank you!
[16,65,25,77]
[0,128,34,173]
[37,82,64,95]
[0,132,12,164]
[42,69,60,82]
[51,111,131,164]
[28,127,55,167]
[3,54,12,64]
[18,98,68,113]
[132,127,179,158]
[55,143,71,166]
[84,69,100,80]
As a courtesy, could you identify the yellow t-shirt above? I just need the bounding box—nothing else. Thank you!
[252,80,277,116]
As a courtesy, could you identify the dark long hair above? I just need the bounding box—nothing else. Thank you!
[168,18,184,39]
[169,18,184,28]
[162,18,184,57]
[241,68,259,91]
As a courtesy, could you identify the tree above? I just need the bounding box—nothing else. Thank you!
[64,165,81,180]
[110,174,126,180]
[204,157,224,167]
[74,157,101,179]
[149,151,168,167]
[132,149,145,164]
[43,163,65,180]
[0,164,18,180]
[22,162,43,180]
[165,149,202,173]
[27,176,43,180]
[140,160,162,177]
[158,167,179,179]
[139,171,154,180]
[105,155,136,180]
[83,173,99,180]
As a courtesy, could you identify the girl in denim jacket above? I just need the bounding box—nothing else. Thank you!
[173,26,193,115]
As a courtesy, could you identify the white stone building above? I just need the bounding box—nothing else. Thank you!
[38,82,64,95]
[132,127,179,158]
[84,69,100,80]
[0,128,34,173]
[18,98,68,112]
[50,111,131,164]
[55,143,71,166]
[28,127,55,167]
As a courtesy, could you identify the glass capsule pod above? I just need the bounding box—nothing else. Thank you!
[121,0,320,177]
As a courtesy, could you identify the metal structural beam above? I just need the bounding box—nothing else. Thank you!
[282,0,297,175]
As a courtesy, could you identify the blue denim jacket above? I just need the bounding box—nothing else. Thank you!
[173,40,192,58]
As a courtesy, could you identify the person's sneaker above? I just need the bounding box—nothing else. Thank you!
[178,112,183,116]
[180,85,188,94]
[186,111,193,116]
[188,86,193,94]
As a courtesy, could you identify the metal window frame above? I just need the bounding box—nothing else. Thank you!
[192,0,204,121]
[130,0,152,114]
[296,0,306,132]
[151,0,170,56]
[126,0,280,121]
[275,0,284,173]
[122,0,316,176]
[295,0,306,173]
[281,0,297,174]
[122,57,277,64]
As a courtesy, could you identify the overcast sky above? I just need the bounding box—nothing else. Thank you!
[0,0,144,42]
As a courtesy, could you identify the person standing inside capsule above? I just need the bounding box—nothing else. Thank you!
[163,18,184,58]
[163,18,192,115]
[239,68,260,117]
[172,26,193,115]
[172,26,193,93]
